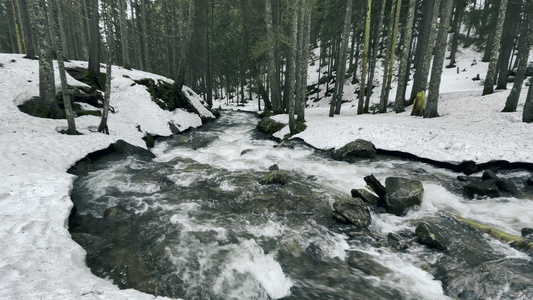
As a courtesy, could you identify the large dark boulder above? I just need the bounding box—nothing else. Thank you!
[415,222,448,251]
[260,170,288,185]
[113,140,156,158]
[332,198,371,229]
[463,179,501,198]
[332,139,376,161]
[384,177,424,216]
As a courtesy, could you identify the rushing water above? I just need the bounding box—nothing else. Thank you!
[69,111,533,300]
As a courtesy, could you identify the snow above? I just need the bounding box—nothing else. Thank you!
[0,45,531,299]
[216,47,533,164]
[0,54,213,300]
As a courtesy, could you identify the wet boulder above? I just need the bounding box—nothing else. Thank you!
[332,198,371,229]
[384,177,424,216]
[495,178,519,195]
[331,139,376,161]
[527,175,533,186]
[347,251,390,278]
[351,188,379,206]
[256,117,285,134]
[415,222,448,251]
[260,170,288,185]
[522,228,533,239]
[463,179,501,198]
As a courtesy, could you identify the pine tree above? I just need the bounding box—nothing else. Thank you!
[394,0,416,113]
[98,1,113,134]
[358,0,372,114]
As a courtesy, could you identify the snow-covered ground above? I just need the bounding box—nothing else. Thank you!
[0,54,213,299]
[217,47,533,164]
[0,45,531,300]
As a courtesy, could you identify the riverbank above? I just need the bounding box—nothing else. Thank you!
[0,54,213,299]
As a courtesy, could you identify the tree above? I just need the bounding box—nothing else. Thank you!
[265,0,280,113]
[329,0,353,117]
[424,0,454,118]
[118,0,130,69]
[140,0,150,72]
[502,0,532,112]
[358,0,372,114]
[17,0,36,58]
[51,0,77,134]
[494,0,520,90]
[363,0,386,113]
[524,80,533,123]
[88,0,100,79]
[29,0,61,118]
[98,1,113,134]
[173,0,195,97]
[379,0,402,113]
[394,0,416,113]
[482,0,509,95]
[287,0,299,134]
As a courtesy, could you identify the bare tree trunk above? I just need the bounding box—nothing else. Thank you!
[51,0,77,134]
[424,0,454,118]
[140,0,150,72]
[98,1,113,134]
[287,0,299,134]
[358,0,372,114]
[265,0,279,113]
[88,0,100,77]
[502,3,532,112]
[329,0,352,116]
[364,0,386,113]
[18,0,35,58]
[118,0,130,69]
[394,0,416,113]
[379,0,402,113]
[29,0,61,118]
[297,2,312,121]
[482,0,509,95]
[173,0,194,96]
[523,75,533,123]
[495,0,520,90]
[11,0,24,53]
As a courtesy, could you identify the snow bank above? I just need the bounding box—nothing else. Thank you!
[216,48,533,164]
[0,54,213,299]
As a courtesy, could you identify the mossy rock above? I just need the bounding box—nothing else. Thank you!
[256,117,285,134]
[143,133,155,148]
[260,170,288,185]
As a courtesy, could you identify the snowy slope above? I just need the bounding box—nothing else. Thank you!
[216,47,533,164]
[0,54,213,300]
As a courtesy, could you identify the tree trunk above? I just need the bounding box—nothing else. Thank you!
[394,0,416,113]
[88,0,100,77]
[29,0,61,118]
[140,0,150,72]
[410,0,441,102]
[19,0,36,58]
[482,0,509,95]
[329,0,352,117]
[379,0,402,113]
[98,2,113,134]
[287,0,299,134]
[265,0,279,113]
[298,2,312,121]
[447,0,464,68]
[364,0,386,113]
[118,0,130,69]
[424,0,454,118]
[358,0,372,114]
[51,0,77,134]
[173,0,194,96]
[523,75,533,123]
[495,0,520,90]
[502,3,532,112]
[12,0,24,53]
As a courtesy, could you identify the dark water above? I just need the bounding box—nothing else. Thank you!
[69,112,533,300]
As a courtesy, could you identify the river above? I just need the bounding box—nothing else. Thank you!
[69,111,533,300]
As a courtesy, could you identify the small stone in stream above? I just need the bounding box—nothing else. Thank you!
[522,228,533,239]
[527,175,533,186]
[269,164,279,171]
[482,170,499,181]
[384,177,424,216]
[260,170,287,185]
[459,160,478,175]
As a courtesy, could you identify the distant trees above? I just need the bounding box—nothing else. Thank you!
[3,0,532,124]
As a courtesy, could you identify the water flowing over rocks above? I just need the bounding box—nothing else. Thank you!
[260,170,288,185]
[332,198,371,229]
[384,177,424,216]
[414,215,533,299]
[462,169,520,198]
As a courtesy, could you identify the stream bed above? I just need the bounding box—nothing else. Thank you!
[69,111,533,299]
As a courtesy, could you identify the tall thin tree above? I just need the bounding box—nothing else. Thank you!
[394,0,416,113]
[358,0,372,114]
[98,1,113,134]
[482,0,509,95]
